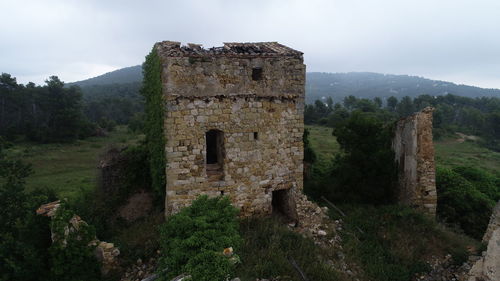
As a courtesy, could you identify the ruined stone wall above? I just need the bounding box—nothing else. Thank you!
[158,42,305,217]
[392,107,437,216]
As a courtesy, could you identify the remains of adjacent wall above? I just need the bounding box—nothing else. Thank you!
[156,41,305,218]
[392,107,437,216]
[468,200,500,281]
[36,201,121,276]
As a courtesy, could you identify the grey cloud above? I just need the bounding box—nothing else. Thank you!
[1,0,499,88]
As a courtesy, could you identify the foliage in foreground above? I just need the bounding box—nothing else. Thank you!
[335,204,478,281]
[237,217,343,281]
[1,138,103,281]
[436,165,500,239]
[157,195,242,281]
[0,139,54,281]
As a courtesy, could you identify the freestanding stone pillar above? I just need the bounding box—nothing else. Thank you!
[392,107,437,216]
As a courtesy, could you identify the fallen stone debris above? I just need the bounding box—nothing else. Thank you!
[36,201,121,276]
[412,254,474,281]
[292,193,360,278]
[415,200,500,281]
[120,255,159,281]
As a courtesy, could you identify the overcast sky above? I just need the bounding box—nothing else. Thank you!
[2,0,500,88]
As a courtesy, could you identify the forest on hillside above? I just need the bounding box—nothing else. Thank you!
[2,69,500,150]
[0,73,144,143]
[305,72,500,102]
[68,65,500,103]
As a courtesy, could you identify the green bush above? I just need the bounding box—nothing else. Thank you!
[71,142,152,239]
[49,202,101,281]
[452,166,500,201]
[436,166,496,239]
[317,111,398,204]
[0,143,54,281]
[157,195,241,281]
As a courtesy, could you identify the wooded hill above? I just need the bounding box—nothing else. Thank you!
[69,66,500,103]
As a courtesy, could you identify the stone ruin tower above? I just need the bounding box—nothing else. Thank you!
[155,41,305,219]
[392,107,437,216]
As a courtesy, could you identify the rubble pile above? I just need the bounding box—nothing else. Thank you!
[292,193,358,277]
[120,256,159,281]
[413,255,474,281]
[294,193,339,246]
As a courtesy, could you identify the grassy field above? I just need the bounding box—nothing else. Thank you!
[307,125,500,173]
[306,125,340,158]
[7,126,142,200]
[8,123,498,201]
[435,138,500,173]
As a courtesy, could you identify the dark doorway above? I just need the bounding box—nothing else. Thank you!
[272,188,298,223]
[206,129,224,180]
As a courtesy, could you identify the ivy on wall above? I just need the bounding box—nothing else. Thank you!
[141,47,166,202]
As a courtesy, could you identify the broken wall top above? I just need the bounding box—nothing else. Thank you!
[155,41,306,99]
[155,41,303,59]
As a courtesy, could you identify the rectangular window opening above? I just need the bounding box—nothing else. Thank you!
[253,132,259,140]
[206,129,224,181]
[252,67,263,81]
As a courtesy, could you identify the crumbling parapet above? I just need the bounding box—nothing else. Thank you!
[392,107,437,216]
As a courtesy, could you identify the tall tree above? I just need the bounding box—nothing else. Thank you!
[387,96,398,111]
[396,96,416,117]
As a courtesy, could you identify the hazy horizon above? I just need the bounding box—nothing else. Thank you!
[2,0,500,89]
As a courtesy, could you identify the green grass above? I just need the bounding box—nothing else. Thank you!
[237,217,346,281]
[6,126,143,200]
[307,125,500,174]
[435,138,500,174]
[306,125,340,158]
[331,204,479,281]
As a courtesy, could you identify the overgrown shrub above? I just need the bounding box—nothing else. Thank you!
[336,204,478,281]
[71,142,152,239]
[0,141,54,281]
[436,166,497,239]
[157,195,241,281]
[452,166,500,201]
[308,112,398,204]
[49,202,101,281]
[237,217,342,281]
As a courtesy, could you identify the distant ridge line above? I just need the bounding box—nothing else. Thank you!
[70,66,500,101]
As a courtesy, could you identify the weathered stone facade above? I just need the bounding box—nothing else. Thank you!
[392,107,437,216]
[155,41,305,217]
